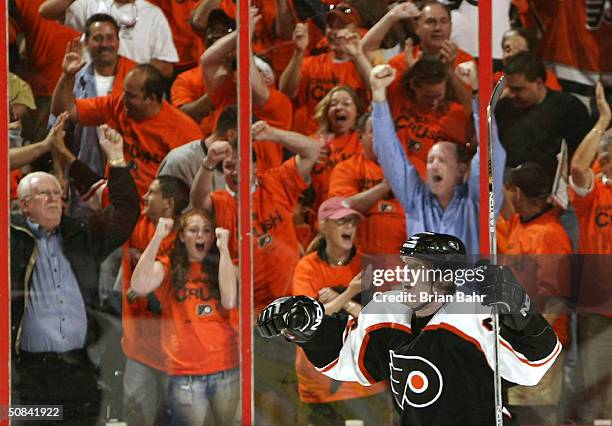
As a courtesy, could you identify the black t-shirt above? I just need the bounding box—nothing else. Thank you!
[495,89,591,171]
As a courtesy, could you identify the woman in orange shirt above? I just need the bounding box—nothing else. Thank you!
[309,85,365,227]
[131,209,239,425]
[292,196,390,425]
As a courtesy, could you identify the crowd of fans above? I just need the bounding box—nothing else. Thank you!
[7,0,611,425]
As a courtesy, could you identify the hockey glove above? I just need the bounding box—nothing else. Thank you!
[257,296,325,343]
[477,261,532,330]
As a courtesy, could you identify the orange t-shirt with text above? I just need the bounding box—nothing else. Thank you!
[292,249,387,403]
[211,157,309,311]
[294,53,369,135]
[501,209,572,344]
[570,176,612,315]
[329,153,406,254]
[254,88,293,173]
[75,96,202,197]
[310,132,363,217]
[121,215,175,372]
[157,258,239,375]
[387,97,471,179]
[570,176,612,255]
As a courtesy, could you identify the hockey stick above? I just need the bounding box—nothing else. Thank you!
[487,75,506,426]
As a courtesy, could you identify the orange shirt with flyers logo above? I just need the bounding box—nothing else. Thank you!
[14,0,80,96]
[170,66,215,138]
[254,89,293,173]
[121,215,175,372]
[570,176,612,255]
[388,97,471,180]
[211,157,309,311]
[502,208,572,345]
[75,96,202,197]
[292,248,387,403]
[294,53,369,135]
[570,176,612,315]
[156,258,238,375]
[329,153,406,254]
[311,132,363,220]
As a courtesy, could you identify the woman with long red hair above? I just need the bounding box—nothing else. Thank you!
[131,208,239,425]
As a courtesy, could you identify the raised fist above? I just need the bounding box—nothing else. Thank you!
[370,64,397,92]
[99,124,125,161]
[205,140,233,167]
[155,217,174,240]
[251,120,275,141]
[293,23,309,53]
[257,295,325,343]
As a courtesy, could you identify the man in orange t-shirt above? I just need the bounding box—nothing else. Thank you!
[500,163,571,423]
[121,176,189,426]
[280,9,371,135]
[329,113,406,254]
[361,1,477,89]
[191,122,321,311]
[202,27,294,172]
[568,84,612,421]
[192,0,296,75]
[251,53,293,173]
[170,9,236,138]
[52,55,202,198]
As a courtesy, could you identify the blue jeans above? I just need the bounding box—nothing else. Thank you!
[166,368,240,426]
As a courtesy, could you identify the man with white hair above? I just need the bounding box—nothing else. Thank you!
[368,64,506,254]
[10,126,140,424]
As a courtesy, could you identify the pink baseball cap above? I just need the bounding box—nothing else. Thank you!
[318,197,364,221]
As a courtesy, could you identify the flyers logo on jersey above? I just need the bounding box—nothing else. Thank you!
[389,351,443,409]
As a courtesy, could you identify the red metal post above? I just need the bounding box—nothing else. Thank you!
[478,0,493,255]
[238,0,254,424]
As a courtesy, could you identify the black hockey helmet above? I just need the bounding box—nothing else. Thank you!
[400,232,466,258]
[400,232,466,271]
[400,232,467,292]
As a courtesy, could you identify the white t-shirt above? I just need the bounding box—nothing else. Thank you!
[442,0,511,60]
[65,0,178,64]
[94,72,115,96]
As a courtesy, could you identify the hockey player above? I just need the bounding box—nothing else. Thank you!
[257,232,561,425]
